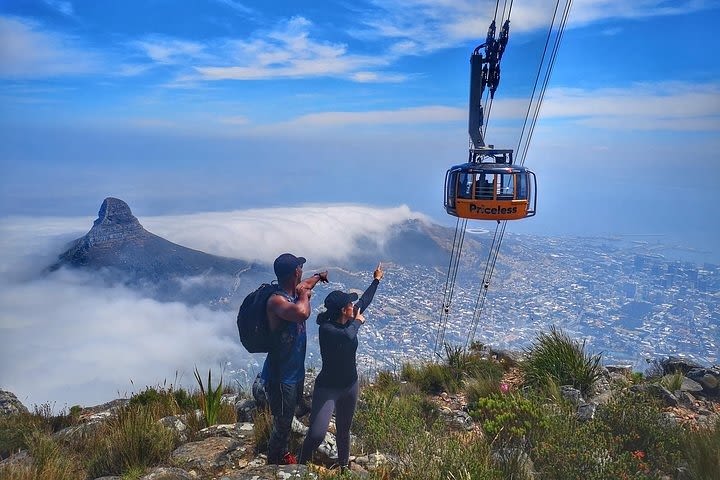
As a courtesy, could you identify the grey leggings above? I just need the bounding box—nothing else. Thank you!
[299,380,359,466]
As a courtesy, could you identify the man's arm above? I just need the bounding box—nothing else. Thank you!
[267,291,311,328]
[297,271,329,292]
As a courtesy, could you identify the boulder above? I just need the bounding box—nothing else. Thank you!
[660,356,702,375]
[633,383,679,407]
[171,436,246,473]
[679,377,704,393]
[158,415,189,443]
[489,348,524,366]
[235,398,257,423]
[605,365,633,375]
[577,403,597,421]
[197,422,254,443]
[354,452,399,472]
[139,466,195,480]
[0,450,32,468]
[0,390,28,417]
[686,368,720,395]
[560,386,585,406]
[218,464,317,479]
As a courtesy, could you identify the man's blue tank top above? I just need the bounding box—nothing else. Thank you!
[260,291,306,385]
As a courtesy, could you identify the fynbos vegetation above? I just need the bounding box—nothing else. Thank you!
[1,327,718,479]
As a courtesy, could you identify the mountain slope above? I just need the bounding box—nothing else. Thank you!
[48,197,259,305]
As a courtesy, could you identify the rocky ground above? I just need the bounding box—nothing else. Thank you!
[1,355,718,479]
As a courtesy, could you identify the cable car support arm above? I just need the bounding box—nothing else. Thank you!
[468,19,510,153]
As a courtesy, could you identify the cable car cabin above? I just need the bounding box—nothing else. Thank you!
[444,154,537,221]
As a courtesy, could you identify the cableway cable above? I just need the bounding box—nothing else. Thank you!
[437,0,572,352]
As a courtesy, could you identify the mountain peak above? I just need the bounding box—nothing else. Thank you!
[94,197,139,227]
[86,197,145,248]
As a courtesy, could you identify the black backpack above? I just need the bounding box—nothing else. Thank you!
[237,283,280,353]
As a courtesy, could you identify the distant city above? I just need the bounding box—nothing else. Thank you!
[288,233,719,379]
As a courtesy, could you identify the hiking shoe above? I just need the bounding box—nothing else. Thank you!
[281,452,298,465]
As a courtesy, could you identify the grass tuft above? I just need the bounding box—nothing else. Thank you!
[193,367,224,427]
[521,325,602,395]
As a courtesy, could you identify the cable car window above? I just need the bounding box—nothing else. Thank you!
[498,174,514,198]
[446,172,457,207]
[458,172,473,199]
[475,173,494,199]
[517,173,528,199]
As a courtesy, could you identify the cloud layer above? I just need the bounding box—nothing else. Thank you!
[141,204,427,266]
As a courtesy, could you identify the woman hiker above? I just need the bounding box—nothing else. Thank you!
[299,263,384,469]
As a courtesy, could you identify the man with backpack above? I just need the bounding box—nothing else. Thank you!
[261,253,327,465]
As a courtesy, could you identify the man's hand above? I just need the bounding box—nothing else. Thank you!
[373,263,384,281]
[355,312,366,324]
[296,284,312,299]
[316,271,329,283]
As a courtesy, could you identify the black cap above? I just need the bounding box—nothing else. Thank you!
[273,253,306,277]
[324,290,359,312]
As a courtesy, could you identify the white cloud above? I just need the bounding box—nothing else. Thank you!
[141,204,427,266]
[0,16,98,78]
[257,105,464,130]
[193,16,394,81]
[356,0,713,53]
[568,0,712,26]
[536,83,720,131]
[0,205,426,408]
[214,0,256,16]
[134,38,209,65]
[350,71,408,83]
[43,0,74,17]
[218,115,250,125]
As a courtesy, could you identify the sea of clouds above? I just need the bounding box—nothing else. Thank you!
[0,204,425,410]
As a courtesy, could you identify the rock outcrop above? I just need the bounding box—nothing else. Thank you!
[0,390,28,417]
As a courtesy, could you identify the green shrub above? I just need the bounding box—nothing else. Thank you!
[399,345,504,396]
[532,410,651,479]
[128,384,197,418]
[354,387,432,454]
[464,376,501,404]
[683,418,720,480]
[374,369,398,390]
[397,429,502,480]
[469,393,549,446]
[0,412,47,458]
[596,390,684,475]
[0,403,78,458]
[521,326,602,395]
[532,389,687,479]
[85,404,177,477]
[401,362,457,394]
[0,430,85,480]
[659,371,684,392]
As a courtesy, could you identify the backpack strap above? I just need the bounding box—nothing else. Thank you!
[271,289,296,303]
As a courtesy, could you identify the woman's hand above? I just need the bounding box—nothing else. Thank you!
[373,262,384,281]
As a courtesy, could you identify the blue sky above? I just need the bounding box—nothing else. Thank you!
[1,0,719,262]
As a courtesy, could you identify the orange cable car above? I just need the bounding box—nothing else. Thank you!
[444,19,537,222]
[444,148,536,221]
